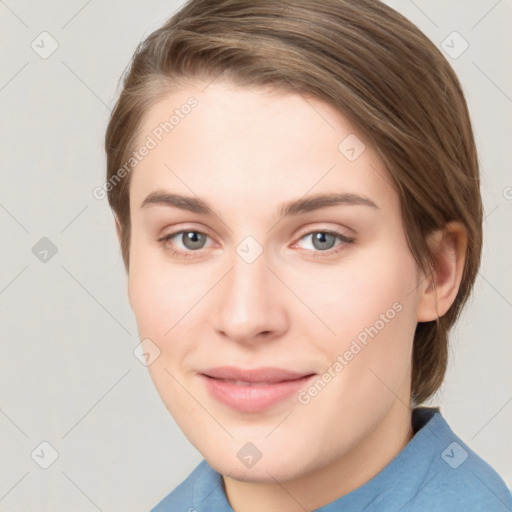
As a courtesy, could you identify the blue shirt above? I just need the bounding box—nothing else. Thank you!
[151,407,512,511]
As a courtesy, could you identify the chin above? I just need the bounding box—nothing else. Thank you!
[211,458,301,483]
[202,442,318,484]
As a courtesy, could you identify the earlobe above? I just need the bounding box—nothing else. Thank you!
[416,222,468,322]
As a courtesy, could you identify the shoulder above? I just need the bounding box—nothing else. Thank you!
[407,408,512,511]
[149,460,218,512]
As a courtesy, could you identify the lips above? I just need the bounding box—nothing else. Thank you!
[202,366,311,383]
[200,366,315,413]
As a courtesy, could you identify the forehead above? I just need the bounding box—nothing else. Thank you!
[129,81,398,218]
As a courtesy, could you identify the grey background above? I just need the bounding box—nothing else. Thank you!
[0,0,510,510]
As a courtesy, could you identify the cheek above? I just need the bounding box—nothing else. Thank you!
[128,253,201,417]
[129,272,191,349]
[128,236,191,335]
[326,243,418,395]
[299,243,418,341]
[127,246,212,373]
[128,263,164,337]
[304,239,420,404]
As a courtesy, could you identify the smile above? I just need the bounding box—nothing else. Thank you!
[199,367,316,413]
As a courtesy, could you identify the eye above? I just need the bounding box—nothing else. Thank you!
[158,228,355,260]
[294,230,354,257]
[158,230,212,258]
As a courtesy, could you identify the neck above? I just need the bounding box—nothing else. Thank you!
[223,401,413,512]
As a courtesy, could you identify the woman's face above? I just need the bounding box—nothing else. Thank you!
[127,80,424,482]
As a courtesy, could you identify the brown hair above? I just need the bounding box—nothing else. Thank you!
[104,0,482,404]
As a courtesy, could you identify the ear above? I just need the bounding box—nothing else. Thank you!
[416,221,468,322]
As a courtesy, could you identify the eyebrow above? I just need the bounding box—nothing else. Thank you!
[140,190,379,218]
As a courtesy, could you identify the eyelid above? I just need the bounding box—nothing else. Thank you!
[291,229,354,257]
[159,222,213,239]
[159,223,353,245]
[158,227,215,247]
[293,222,354,239]
[158,224,355,261]
[293,229,353,245]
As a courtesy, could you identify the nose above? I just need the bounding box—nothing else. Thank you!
[212,249,289,346]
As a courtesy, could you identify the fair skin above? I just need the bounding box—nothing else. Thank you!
[122,80,467,512]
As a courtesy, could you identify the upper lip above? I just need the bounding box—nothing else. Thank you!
[201,366,314,383]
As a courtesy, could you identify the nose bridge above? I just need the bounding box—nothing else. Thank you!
[224,245,271,318]
[213,238,287,342]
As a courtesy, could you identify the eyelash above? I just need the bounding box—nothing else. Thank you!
[158,229,355,260]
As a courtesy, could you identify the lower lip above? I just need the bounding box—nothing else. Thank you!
[201,374,315,413]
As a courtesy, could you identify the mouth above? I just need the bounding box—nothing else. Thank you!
[199,367,316,413]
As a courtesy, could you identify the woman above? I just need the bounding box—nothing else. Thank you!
[104,0,511,510]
